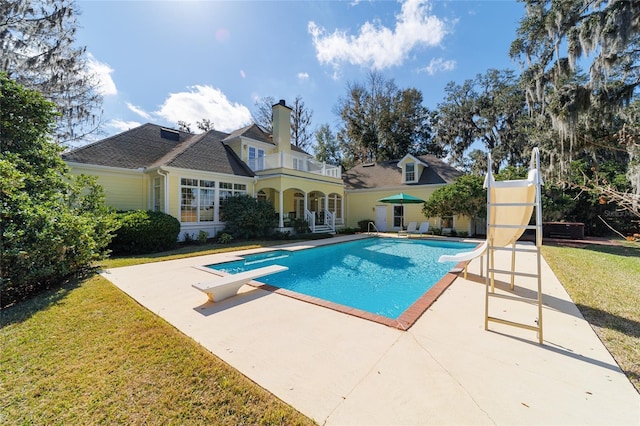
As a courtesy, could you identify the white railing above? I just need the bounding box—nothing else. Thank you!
[367,221,380,235]
[248,152,341,178]
[304,208,315,233]
[325,210,335,232]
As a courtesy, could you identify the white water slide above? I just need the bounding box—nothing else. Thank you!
[439,148,543,265]
[439,148,545,343]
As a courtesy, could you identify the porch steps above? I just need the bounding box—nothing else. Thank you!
[313,224,334,234]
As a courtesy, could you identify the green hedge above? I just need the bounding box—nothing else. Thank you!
[109,210,180,254]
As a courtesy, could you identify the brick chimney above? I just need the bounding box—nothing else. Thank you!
[272,99,291,154]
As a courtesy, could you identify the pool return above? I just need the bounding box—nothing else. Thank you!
[439,148,544,344]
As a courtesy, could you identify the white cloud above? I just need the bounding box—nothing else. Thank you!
[86,53,117,96]
[420,57,456,75]
[240,69,246,79]
[308,0,451,73]
[126,102,152,120]
[154,85,252,132]
[109,119,142,133]
[298,72,310,80]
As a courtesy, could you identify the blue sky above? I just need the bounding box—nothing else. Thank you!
[78,0,525,144]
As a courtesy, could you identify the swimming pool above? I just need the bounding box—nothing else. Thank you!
[207,237,476,327]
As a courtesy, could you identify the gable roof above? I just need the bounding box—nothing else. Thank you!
[223,123,310,155]
[62,123,253,177]
[397,153,429,168]
[343,155,462,190]
[224,123,272,144]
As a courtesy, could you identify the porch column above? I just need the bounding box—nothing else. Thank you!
[304,192,308,214]
[214,184,220,222]
[278,190,284,228]
[324,195,329,220]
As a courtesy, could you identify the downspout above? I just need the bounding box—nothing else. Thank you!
[158,168,169,213]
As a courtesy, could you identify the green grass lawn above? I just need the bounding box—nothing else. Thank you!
[1,242,315,425]
[541,242,640,393]
[3,239,638,423]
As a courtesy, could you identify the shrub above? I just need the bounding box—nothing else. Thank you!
[217,233,233,244]
[0,74,115,307]
[292,218,309,234]
[197,230,209,244]
[110,210,180,255]
[337,227,357,235]
[357,219,374,232]
[270,230,291,240]
[219,194,277,240]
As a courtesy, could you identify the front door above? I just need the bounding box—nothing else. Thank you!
[375,205,387,232]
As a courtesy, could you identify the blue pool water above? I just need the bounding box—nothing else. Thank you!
[208,238,476,319]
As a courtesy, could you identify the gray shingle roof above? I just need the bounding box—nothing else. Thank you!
[62,123,191,169]
[343,155,462,190]
[224,123,272,144]
[223,123,310,155]
[162,131,254,176]
[62,123,253,177]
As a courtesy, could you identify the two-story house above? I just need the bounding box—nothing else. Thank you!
[62,100,344,238]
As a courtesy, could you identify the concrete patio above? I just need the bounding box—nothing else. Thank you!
[101,235,639,425]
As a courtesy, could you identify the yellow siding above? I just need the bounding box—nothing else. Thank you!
[67,164,148,211]
[345,186,471,234]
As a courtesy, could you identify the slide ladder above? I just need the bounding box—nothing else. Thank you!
[484,148,544,344]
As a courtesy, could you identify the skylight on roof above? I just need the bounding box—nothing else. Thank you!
[160,128,180,141]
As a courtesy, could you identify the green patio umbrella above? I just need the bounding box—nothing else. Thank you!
[378,192,425,230]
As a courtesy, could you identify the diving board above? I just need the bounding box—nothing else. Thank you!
[192,265,288,302]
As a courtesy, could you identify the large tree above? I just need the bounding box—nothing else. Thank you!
[335,71,435,165]
[433,69,530,171]
[511,0,639,120]
[1,0,103,145]
[510,0,640,215]
[291,95,314,151]
[314,123,343,167]
[252,96,276,133]
[252,95,315,151]
[0,73,113,307]
[421,174,486,236]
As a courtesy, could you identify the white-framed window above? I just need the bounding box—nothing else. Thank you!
[153,177,161,211]
[180,178,215,223]
[294,192,305,218]
[257,190,267,202]
[292,157,306,171]
[405,162,415,182]
[220,182,248,200]
[248,146,265,170]
[393,205,404,228]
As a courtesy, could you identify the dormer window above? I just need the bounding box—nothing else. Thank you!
[405,162,415,182]
[248,146,265,170]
